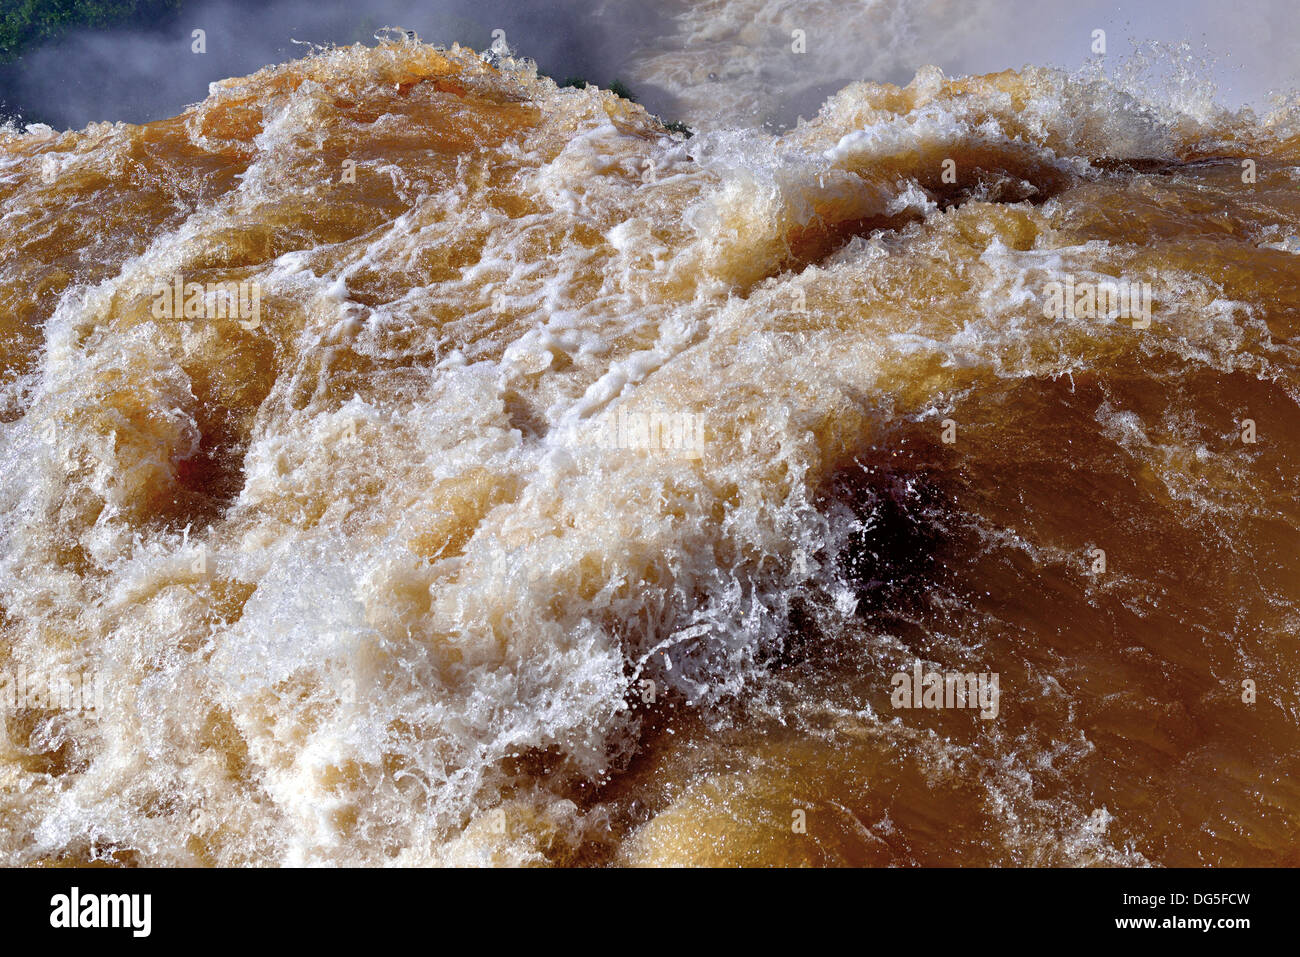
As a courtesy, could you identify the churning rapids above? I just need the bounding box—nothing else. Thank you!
[1,36,1299,866]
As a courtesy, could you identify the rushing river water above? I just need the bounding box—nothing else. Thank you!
[1,30,1298,865]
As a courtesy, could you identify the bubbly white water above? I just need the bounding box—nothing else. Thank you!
[1,15,1298,866]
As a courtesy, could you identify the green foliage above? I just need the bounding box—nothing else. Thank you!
[661,119,693,138]
[557,76,588,89]
[0,0,183,62]
[607,79,636,102]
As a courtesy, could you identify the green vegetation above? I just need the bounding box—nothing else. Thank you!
[546,73,636,103]
[607,79,636,102]
[0,0,183,62]
[661,120,693,138]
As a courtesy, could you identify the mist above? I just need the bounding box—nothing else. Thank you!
[0,0,1296,132]
[0,0,672,128]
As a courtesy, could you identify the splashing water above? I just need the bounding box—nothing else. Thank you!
[1,29,1299,866]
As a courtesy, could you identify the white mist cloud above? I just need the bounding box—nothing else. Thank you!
[0,0,1296,131]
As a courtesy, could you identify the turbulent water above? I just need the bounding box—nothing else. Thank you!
[1,34,1299,867]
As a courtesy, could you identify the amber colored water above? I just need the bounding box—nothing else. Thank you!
[1,41,1299,866]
